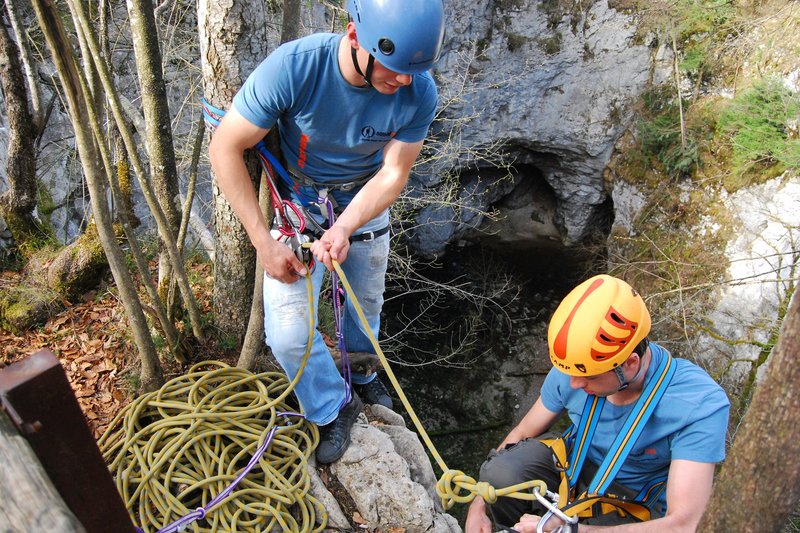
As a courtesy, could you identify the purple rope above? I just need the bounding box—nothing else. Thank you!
[132,411,304,533]
[319,193,352,404]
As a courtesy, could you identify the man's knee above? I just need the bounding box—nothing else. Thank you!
[480,437,564,499]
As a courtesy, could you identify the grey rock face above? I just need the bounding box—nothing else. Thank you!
[409,0,671,257]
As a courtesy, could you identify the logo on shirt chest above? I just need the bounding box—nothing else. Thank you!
[361,126,396,142]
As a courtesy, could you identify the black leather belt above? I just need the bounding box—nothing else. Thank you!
[349,225,390,242]
[301,221,389,243]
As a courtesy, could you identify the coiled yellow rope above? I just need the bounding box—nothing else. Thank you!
[99,276,327,532]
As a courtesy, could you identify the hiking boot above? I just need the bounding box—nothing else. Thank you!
[354,376,393,410]
[316,393,363,464]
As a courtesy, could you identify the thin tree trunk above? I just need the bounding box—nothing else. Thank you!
[236,173,268,370]
[30,0,164,392]
[3,0,43,131]
[198,0,269,345]
[126,0,182,304]
[700,287,800,532]
[0,4,44,251]
[671,32,686,150]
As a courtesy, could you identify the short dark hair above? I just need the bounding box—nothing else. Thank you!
[633,337,649,358]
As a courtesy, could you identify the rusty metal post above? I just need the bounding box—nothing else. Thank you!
[0,348,136,533]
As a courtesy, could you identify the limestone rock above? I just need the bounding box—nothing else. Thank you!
[310,408,462,532]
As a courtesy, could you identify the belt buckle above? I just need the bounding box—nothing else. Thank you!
[338,182,356,192]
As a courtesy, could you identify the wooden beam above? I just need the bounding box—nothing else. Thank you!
[0,349,136,533]
[0,411,86,532]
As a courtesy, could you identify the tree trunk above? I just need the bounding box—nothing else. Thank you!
[30,0,164,392]
[236,0,302,369]
[126,0,182,302]
[0,5,46,252]
[700,287,800,532]
[198,0,269,344]
[3,0,43,131]
[65,0,205,344]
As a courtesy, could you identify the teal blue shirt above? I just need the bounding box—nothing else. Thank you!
[233,33,437,229]
[541,343,730,513]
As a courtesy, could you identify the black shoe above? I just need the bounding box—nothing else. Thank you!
[316,393,363,464]
[354,376,393,410]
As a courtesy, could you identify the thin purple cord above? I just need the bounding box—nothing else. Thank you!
[319,193,352,404]
[140,411,304,533]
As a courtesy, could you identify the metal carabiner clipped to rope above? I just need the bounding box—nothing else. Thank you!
[533,486,579,533]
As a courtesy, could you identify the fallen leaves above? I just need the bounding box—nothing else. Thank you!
[1,281,133,439]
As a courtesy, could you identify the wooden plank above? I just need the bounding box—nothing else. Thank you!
[0,349,136,533]
[0,411,86,532]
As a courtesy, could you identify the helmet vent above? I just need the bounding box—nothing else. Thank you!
[610,312,625,325]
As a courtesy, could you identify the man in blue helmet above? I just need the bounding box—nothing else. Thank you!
[209,0,445,464]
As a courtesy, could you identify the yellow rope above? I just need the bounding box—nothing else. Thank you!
[331,260,547,510]
[99,275,327,532]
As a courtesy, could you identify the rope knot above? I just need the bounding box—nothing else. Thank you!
[195,507,207,520]
[475,481,498,504]
[436,469,475,510]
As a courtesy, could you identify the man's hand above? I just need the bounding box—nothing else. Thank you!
[259,237,307,283]
[311,224,351,271]
[465,498,494,533]
[514,513,564,533]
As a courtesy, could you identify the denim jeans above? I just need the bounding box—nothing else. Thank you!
[262,231,389,425]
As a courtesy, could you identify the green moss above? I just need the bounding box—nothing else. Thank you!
[536,32,563,55]
[1,209,57,257]
[716,77,800,188]
[36,180,57,217]
[0,283,61,334]
[506,32,529,53]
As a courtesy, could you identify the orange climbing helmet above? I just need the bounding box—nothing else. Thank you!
[548,275,651,376]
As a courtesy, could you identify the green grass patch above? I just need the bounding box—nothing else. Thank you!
[717,77,800,190]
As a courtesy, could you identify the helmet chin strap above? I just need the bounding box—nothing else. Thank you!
[351,46,375,87]
[614,353,647,391]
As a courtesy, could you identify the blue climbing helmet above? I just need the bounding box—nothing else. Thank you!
[346,0,445,75]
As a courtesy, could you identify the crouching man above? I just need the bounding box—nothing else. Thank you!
[466,275,730,532]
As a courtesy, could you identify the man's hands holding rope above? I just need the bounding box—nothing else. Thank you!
[311,224,351,271]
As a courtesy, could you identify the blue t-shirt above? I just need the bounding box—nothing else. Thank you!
[540,343,730,511]
[233,33,438,230]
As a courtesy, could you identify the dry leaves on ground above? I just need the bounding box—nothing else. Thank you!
[1,286,135,438]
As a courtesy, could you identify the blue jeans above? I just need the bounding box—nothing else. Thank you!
[262,232,389,425]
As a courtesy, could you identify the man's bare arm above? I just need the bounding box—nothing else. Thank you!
[209,106,306,282]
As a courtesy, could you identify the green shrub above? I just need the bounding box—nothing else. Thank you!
[717,77,800,181]
[637,87,703,179]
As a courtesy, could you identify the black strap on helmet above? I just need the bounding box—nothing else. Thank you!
[351,46,375,87]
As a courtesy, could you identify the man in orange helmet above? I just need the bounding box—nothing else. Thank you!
[466,274,730,532]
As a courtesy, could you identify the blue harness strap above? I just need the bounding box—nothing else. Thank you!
[587,347,676,495]
[565,395,603,487]
[563,345,676,503]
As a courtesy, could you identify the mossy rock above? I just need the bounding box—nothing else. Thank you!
[0,284,62,334]
[46,227,109,299]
